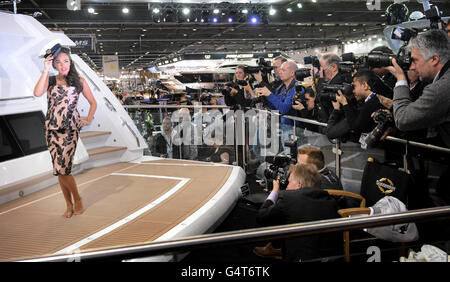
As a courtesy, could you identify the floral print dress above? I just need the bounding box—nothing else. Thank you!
[45,82,81,176]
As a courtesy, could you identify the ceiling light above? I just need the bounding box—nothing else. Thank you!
[88,7,95,14]
[183,8,190,15]
[122,7,129,14]
[269,8,276,16]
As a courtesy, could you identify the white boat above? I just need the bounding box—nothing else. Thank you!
[0,11,245,262]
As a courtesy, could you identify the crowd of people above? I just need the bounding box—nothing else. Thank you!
[144,28,450,262]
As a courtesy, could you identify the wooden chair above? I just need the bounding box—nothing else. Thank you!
[326,189,371,262]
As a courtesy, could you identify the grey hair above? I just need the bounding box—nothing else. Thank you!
[407,30,450,64]
[321,53,341,67]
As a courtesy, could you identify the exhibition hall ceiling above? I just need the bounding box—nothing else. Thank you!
[2,0,449,69]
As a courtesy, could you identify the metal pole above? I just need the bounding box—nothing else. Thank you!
[335,138,341,178]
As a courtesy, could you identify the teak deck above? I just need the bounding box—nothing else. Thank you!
[0,159,233,261]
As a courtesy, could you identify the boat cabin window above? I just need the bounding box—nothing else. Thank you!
[0,111,47,162]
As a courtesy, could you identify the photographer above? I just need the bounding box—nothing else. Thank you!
[326,70,386,143]
[297,146,343,190]
[292,86,328,133]
[255,163,341,262]
[253,56,287,94]
[258,61,299,150]
[387,29,450,148]
[223,65,256,110]
[315,53,348,119]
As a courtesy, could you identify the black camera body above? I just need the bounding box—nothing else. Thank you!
[365,109,394,148]
[291,84,307,106]
[244,58,274,74]
[264,140,298,190]
[295,68,312,81]
[321,82,354,102]
[304,56,321,69]
[264,155,292,190]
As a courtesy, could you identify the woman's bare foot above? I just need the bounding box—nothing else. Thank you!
[74,198,83,215]
[63,206,73,218]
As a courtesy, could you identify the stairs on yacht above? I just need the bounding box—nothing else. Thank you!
[79,130,128,166]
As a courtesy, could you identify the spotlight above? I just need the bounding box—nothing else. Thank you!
[67,0,81,11]
[152,8,160,14]
[227,11,237,23]
[183,8,190,15]
[200,10,210,22]
[250,16,258,24]
[269,7,276,16]
[286,8,292,13]
[88,7,95,14]
[297,2,303,9]
[242,9,248,14]
[152,12,161,22]
[213,17,218,23]
[122,7,129,14]
[213,9,220,14]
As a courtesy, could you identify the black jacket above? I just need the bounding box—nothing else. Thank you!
[257,188,341,261]
[343,94,385,134]
[317,73,349,119]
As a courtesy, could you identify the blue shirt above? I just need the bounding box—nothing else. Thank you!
[266,80,299,126]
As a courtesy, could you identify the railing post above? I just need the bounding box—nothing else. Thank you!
[335,138,341,179]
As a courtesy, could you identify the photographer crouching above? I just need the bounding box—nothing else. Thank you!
[255,163,341,261]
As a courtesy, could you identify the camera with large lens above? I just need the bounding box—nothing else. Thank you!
[264,140,298,190]
[221,82,238,96]
[365,109,394,148]
[264,155,292,190]
[244,57,274,74]
[295,68,312,81]
[304,56,321,69]
[321,82,353,102]
[291,83,307,106]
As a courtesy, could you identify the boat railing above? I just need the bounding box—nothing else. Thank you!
[19,205,450,262]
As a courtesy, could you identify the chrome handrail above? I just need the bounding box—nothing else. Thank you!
[19,206,450,262]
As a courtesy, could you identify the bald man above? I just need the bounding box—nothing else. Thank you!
[259,60,300,152]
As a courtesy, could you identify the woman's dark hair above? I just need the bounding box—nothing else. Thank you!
[53,47,83,93]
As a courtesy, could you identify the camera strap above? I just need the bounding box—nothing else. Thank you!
[277,80,296,99]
